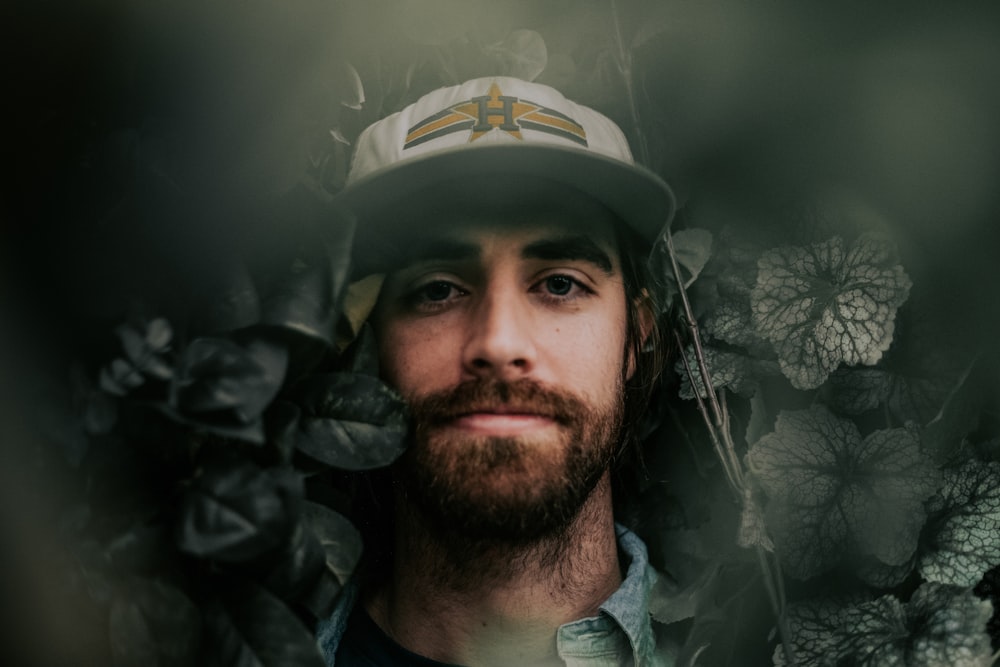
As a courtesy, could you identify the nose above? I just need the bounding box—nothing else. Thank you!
[461,286,537,381]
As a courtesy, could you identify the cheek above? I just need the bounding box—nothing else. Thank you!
[376,321,456,397]
[542,312,627,395]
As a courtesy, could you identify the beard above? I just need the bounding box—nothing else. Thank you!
[397,378,624,543]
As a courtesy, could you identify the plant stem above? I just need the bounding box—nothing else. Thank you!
[610,0,651,166]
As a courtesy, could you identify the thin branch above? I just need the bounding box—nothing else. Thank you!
[675,329,740,494]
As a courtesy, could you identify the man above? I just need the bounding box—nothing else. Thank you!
[319,77,676,666]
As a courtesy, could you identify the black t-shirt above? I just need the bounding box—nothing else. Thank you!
[335,604,465,667]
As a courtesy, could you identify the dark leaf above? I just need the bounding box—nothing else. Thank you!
[920,461,1000,587]
[648,228,714,313]
[171,337,288,424]
[293,373,408,470]
[303,501,363,588]
[748,406,939,579]
[260,521,326,603]
[751,235,911,389]
[254,201,355,352]
[338,322,379,376]
[118,320,173,380]
[202,582,325,667]
[175,456,302,563]
[109,578,201,667]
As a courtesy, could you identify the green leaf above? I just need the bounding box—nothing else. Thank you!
[109,578,201,667]
[748,406,939,579]
[829,584,993,667]
[676,344,777,400]
[484,29,548,82]
[292,373,408,470]
[303,501,362,587]
[703,297,767,351]
[751,235,911,390]
[117,318,173,381]
[202,582,325,667]
[920,461,1000,587]
[253,200,355,354]
[175,455,302,563]
[259,521,326,603]
[171,337,288,425]
[824,366,892,415]
[648,228,713,311]
[773,596,858,667]
[334,61,365,110]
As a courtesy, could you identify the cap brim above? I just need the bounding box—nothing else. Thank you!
[335,144,675,271]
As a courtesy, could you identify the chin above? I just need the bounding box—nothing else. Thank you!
[400,431,611,542]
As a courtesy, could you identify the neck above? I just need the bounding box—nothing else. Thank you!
[365,472,621,667]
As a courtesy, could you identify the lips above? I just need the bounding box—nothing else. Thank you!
[450,411,558,436]
[410,379,582,430]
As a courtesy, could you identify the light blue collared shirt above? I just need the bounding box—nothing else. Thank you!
[317,524,673,666]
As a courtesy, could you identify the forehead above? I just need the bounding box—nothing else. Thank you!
[369,177,624,271]
[406,209,618,264]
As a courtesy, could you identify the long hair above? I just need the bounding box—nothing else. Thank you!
[615,223,672,459]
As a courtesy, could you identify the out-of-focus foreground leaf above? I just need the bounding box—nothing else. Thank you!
[291,373,408,470]
[201,582,325,667]
[175,455,301,563]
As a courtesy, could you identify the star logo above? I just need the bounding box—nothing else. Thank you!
[403,82,587,150]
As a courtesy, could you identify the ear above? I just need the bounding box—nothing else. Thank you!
[625,290,656,381]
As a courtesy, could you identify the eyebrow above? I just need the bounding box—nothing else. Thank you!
[521,235,615,275]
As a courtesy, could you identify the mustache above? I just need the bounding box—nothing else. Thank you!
[407,379,587,426]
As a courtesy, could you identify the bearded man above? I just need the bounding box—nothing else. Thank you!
[318,77,676,667]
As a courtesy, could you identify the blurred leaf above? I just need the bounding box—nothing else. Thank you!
[293,373,408,470]
[334,61,365,110]
[103,358,144,396]
[202,582,325,667]
[751,235,911,390]
[254,194,356,355]
[824,366,892,416]
[920,461,1000,587]
[117,319,173,381]
[484,29,548,82]
[852,553,915,589]
[338,322,380,376]
[303,501,363,587]
[649,563,721,626]
[175,456,302,563]
[109,578,201,667]
[648,228,714,312]
[260,521,326,603]
[748,406,939,579]
[338,274,384,349]
[170,337,288,426]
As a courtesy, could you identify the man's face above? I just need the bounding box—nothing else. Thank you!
[372,203,629,541]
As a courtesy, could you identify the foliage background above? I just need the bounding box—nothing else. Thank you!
[2,1,999,665]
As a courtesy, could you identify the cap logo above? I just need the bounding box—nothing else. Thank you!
[403,82,588,150]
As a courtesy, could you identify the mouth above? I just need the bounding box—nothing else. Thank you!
[449,411,559,436]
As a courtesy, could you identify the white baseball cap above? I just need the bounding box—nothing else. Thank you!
[336,76,675,266]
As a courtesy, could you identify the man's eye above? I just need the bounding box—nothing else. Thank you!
[419,281,457,302]
[544,275,575,296]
